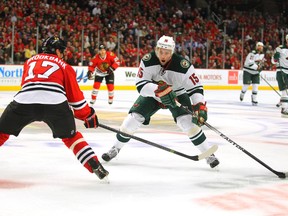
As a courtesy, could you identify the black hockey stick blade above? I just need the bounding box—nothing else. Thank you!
[98,123,217,161]
[175,101,287,179]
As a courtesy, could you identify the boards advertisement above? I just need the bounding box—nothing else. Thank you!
[0,65,278,91]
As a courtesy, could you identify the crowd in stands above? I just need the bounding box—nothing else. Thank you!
[0,0,287,70]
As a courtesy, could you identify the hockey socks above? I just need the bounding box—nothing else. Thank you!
[62,131,99,173]
[0,132,10,146]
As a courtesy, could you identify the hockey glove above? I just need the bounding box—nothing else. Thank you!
[154,81,177,108]
[192,102,207,126]
[257,64,264,73]
[84,107,99,128]
[87,70,95,80]
[273,52,280,61]
[273,47,281,60]
[107,66,114,75]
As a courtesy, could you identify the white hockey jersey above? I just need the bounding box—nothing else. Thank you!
[274,45,288,74]
[135,51,205,105]
[243,50,265,74]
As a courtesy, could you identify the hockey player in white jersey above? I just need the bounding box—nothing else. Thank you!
[273,34,288,117]
[240,42,265,105]
[101,35,219,168]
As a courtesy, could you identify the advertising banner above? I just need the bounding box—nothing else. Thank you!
[0,65,279,91]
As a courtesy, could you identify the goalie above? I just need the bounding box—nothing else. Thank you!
[101,35,220,168]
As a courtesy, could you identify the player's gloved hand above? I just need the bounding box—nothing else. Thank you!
[107,66,114,75]
[87,70,95,80]
[257,64,264,72]
[274,47,281,60]
[154,81,177,108]
[257,58,266,72]
[84,107,99,128]
[192,102,207,126]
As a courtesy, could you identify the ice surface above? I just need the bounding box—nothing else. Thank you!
[0,89,287,216]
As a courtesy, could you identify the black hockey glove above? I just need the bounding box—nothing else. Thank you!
[87,70,95,80]
[192,102,207,126]
[84,107,99,128]
[154,81,177,108]
[107,66,114,75]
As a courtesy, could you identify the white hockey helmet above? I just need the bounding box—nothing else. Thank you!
[156,35,175,53]
[256,42,264,47]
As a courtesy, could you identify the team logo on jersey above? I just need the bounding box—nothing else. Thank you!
[142,53,151,61]
[100,62,109,70]
[180,59,190,68]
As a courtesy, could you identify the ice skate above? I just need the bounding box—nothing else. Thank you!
[240,92,245,101]
[90,99,96,105]
[276,101,282,107]
[281,108,288,118]
[108,99,113,105]
[252,101,258,106]
[206,154,220,168]
[88,158,109,180]
[251,95,258,106]
[102,146,119,162]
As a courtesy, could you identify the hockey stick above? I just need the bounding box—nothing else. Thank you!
[175,101,287,179]
[98,123,218,161]
[260,74,281,97]
[260,74,282,107]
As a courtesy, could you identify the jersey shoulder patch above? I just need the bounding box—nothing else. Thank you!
[168,54,191,74]
[141,51,159,67]
[180,59,190,68]
[142,53,152,61]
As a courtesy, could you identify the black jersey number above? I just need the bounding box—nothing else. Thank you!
[189,73,199,85]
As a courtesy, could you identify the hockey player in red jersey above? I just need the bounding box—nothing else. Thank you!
[0,36,109,180]
[87,44,120,105]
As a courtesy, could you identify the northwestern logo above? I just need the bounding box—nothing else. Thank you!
[0,66,23,78]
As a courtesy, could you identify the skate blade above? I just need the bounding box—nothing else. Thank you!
[212,165,220,171]
[100,176,110,184]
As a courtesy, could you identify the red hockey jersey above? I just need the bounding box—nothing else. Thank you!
[88,51,120,77]
[14,53,91,120]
